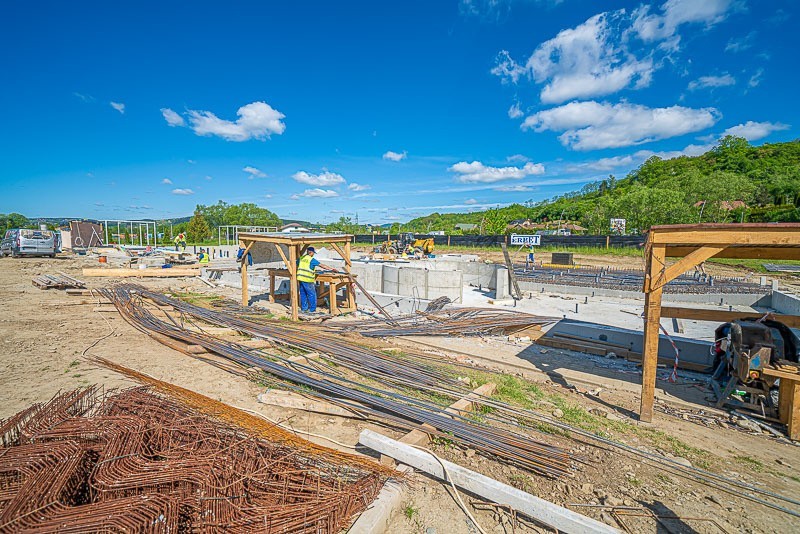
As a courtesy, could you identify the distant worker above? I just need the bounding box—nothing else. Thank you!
[525,244,536,272]
[198,248,210,264]
[297,246,338,314]
[174,232,187,252]
[237,244,253,272]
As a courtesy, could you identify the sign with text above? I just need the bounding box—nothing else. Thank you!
[510,234,541,246]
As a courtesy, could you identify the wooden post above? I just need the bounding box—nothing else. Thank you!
[344,239,351,274]
[606,235,610,249]
[289,244,299,321]
[640,243,666,422]
[240,240,249,307]
[268,271,275,303]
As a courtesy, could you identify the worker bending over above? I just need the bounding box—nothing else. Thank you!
[296,246,338,314]
[174,232,187,252]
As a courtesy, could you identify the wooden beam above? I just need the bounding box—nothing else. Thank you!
[289,244,299,321]
[653,245,727,290]
[359,430,620,534]
[665,245,800,260]
[640,244,665,423]
[273,244,290,270]
[661,306,800,327]
[650,226,800,246]
[241,240,249,307]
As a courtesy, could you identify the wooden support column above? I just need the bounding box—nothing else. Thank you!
[289,244,299,321]
[240,239,251,307]
[640,243,666,422]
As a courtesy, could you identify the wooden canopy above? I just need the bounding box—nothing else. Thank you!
[238,232,353,321]
[640,223,800,422]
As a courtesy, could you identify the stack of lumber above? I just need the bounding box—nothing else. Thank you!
[32,272,86,290]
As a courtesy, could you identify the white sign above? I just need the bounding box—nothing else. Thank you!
[510,234,541,246]
[610,218,626,235]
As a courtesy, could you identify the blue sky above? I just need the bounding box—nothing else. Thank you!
[1,0,797,225]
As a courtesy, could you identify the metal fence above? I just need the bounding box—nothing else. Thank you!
[352,234,645,248]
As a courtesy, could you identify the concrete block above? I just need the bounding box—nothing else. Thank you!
[398,267,427,298]
[382,265,400,295]
[426,269,463,301]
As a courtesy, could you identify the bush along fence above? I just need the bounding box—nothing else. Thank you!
[353,234,645,248]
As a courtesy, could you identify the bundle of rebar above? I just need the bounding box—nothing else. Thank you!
[0,387,385,532]
[100,285,574,478]
[327,307,558,337]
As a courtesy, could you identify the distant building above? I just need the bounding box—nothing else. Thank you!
[454,223,478,231]
[693,200,748,210]
[429,230,445,236]
[280,223,310,233]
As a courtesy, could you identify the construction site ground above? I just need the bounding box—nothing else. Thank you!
[2,253,800,533]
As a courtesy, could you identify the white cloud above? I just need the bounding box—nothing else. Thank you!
[507,102,524,119]
[687,74,735,91]
[291,188,339,199]
[292,170,346,187]
[187,159,196,164]
[570,154,636,171]
[725,31,756,52]
[243,166,266,178]
[110,102,125,114]
[748,68,763,88]
[493,1,736,104]
[205,175,213,181]
[506,154,529,163]
[171,188,194,195]
[73,92,95,103]
[521,100,720,151]
[632,0,733,44]
[264,194,273,199]
[161,178,172,185]
[383,150,407,161]
[348,183,371,191]
[172,101,286,141]
[161,108,185,127]
[464,198,478,205]
[722,121,790,141]
[449,160,545,183]
[495,185,534,192]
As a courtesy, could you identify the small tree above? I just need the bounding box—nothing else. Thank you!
[187,210,211,243]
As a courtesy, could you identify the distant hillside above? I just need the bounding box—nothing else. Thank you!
[404,136,800,234]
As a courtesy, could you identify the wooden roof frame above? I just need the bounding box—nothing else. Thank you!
[639,223,800,422]
[237,232,354,321]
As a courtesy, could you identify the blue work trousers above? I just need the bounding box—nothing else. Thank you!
[299,281,317,312]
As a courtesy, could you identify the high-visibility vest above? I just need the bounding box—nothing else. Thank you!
[198,252,209,264]
[297,254,316,283]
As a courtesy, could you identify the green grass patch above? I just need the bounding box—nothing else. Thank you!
[734,455,766,472]
[402,503,419,521]
[173,291,222,307]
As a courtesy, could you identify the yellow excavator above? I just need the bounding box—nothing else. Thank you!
[375,232,434,257]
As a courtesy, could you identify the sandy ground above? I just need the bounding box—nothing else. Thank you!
[2,252,800,533]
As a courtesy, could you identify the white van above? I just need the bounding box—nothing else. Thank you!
[0,228,57,257]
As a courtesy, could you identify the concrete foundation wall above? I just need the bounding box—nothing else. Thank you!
[548,319,714,367]
[519,281,771,307]
[770,291,800,315]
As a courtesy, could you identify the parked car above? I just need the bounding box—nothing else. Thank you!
[1,228,57,257]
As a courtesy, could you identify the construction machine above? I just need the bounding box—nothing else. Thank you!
[711,317,800,415]
[374,232,434,257]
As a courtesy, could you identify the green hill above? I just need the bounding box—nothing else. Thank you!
[404,136,800,234]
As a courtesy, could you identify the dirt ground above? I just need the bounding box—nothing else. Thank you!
[2,253,800,533]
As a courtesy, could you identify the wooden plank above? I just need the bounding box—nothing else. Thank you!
[500,243,522,300]
[654,245,727,290]
[82,268,200,277]
[289,245,299,321]
[360,430,620,534]
[640,244,665,423]
[661,306,800,328]
[650,225,800,245]
[665,246,800,260]
[241,241,249,307]
[381,383,496,465]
